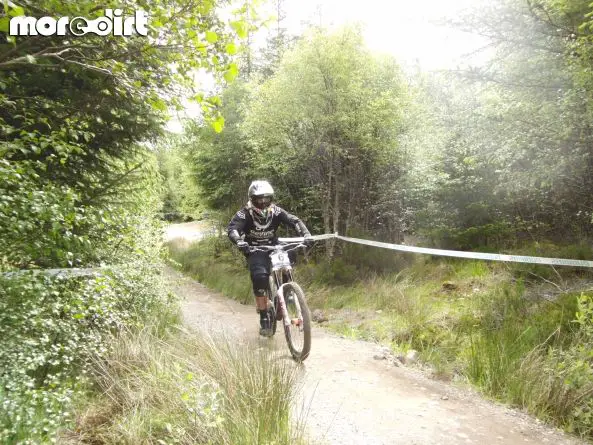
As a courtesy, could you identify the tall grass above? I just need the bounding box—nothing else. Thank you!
[66,324,306,445]
[167,237,593,439]
[167,237,253,304]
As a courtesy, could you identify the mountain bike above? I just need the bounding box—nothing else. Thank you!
[249,241,312,362]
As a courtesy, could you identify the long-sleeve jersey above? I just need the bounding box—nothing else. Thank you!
[227,204,311,246]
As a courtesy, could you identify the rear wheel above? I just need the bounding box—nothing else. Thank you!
[282,282,311,362]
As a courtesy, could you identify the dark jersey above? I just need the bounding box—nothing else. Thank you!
[227,204,310,246]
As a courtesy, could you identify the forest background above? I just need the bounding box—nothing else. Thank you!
[3,0,593,442]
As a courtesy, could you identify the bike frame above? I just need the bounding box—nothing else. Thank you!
[251,242,306,329]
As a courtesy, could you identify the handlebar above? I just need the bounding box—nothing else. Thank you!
[248,242,306,253]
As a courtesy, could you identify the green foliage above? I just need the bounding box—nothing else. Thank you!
[0,0,253,442]
[0,133,174,441]
[156,135,204,220]
[337,236,416,276]
[575,292,593,336]
[403,0,593,247]
[502,242,593,281]
[0,156,162,268]
[0,0,247,239]
[243,25,409,254]
[0,0,251,265]
[71,325,304,445]
[167,236,254,304]
[300,258,359,287]
[0,263,174,444]
[182,81,253,212]
[429,222,517,250]
[465,290,593,437]
[553,293,593,435]
[0,0,248,125]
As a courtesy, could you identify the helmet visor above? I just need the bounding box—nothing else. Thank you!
[253,196,272,209]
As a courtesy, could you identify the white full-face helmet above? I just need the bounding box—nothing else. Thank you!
[248,180,274,221]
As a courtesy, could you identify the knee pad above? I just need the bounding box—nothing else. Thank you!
[252,273,269,296]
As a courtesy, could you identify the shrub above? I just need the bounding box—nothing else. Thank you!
[70,327,304,445]
[0,262,174,444]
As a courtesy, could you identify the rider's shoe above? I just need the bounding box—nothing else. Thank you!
[259,327,273,337]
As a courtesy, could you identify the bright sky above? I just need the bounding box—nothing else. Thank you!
[166,0,487,132]
[277,0,487,71]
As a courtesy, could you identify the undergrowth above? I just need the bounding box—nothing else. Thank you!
[0,262,175,444]
[65,323,305,445]
[167,235,593,440]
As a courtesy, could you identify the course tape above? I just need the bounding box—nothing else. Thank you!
[5,231,593,278]
[1,267,107,279]
[282,233,593,268]
[278,234,339,243]
[336,235,593,268]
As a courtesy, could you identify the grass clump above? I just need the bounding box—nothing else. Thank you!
[67,324,305,445]
[465,291,593,437]
[167,236,593,439]
[167,236,253,304]
[0,262,175,445]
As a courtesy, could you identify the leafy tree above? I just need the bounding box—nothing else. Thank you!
[0,0,249,268]
[184,80,252,212]
[407,0,593,247]
[256,0,297,79]
[0,0,253,440]
[156,134,204,220]
[244,26,409,256]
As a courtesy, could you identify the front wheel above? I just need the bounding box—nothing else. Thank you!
[282,282,311,362]
[268,276,278,336]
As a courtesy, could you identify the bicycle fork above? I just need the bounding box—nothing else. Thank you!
[276,284,304,329]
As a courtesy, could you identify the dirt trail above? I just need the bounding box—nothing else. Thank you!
[164,221,213,243]
[165,269,587,445]
[165,224,586,445]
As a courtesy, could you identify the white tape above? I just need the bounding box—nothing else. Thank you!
[5,231,592,279]
[278,233,338,243]
[336,235,593,268]
[281,233,593,268]
[1,267,106,278]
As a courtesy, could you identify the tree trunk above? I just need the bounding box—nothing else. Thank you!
[325,149,336,259]
[332,163,340,245]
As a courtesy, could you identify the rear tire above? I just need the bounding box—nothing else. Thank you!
[282,282,311,362]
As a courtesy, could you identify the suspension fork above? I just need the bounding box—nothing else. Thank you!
[276,283,303,327]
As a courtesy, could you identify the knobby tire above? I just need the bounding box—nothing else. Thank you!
[283,282,311,362]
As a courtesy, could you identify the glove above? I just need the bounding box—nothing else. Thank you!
[236,240,250,253]
[303,235,314,248]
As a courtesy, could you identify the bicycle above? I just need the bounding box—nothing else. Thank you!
[248,240,312,362]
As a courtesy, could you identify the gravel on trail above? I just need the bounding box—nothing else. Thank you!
[166,266,585,445]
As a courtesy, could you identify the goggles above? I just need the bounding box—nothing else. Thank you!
[253,196,272,207]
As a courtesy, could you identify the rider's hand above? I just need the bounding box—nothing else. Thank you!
[236,240,250,253]
[303,234,314,248]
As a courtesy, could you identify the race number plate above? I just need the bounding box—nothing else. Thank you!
[270,251,291,269]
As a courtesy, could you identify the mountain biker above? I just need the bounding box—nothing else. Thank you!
[227,180,313,337]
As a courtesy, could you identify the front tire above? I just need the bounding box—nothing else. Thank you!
[268,277,277,336]
[282,282,311,362]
